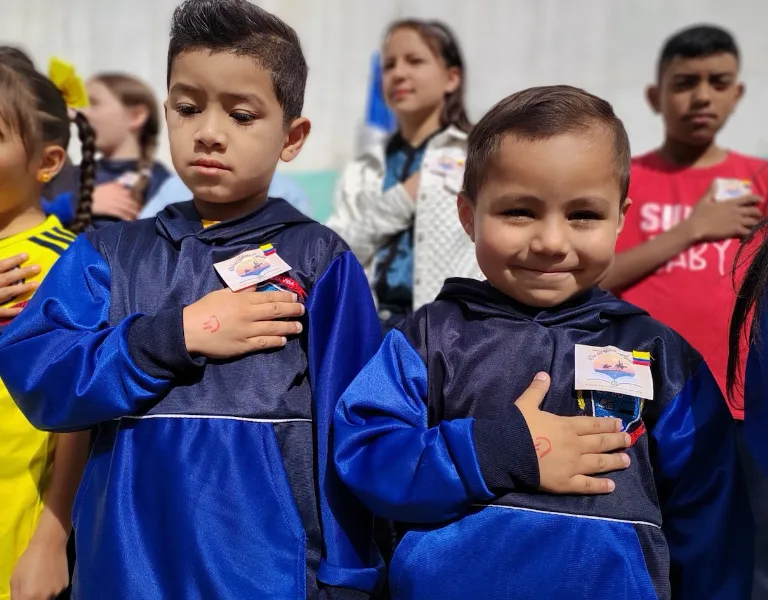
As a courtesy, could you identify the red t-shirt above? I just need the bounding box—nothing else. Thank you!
[617,151,768,418]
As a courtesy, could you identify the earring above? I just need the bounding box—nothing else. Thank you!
[40,173,51,183]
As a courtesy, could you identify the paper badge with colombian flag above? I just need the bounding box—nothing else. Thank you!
[213,244,306,298]
[574,346,653,446]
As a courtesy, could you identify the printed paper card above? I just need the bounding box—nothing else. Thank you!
[574,344,654,401]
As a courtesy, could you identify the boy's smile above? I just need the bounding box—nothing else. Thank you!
[459,129,629,308]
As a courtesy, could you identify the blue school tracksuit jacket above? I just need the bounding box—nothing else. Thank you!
[334,278,753,600]
[0,199,384,600]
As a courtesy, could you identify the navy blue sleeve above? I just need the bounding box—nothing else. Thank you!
[306,250,385,597]
[41,192,75,227]
[652,362,753,598]
[0,236,202,431]
[334,328,496,524]
[744,299,768,475]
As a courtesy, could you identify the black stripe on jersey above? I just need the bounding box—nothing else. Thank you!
[29,236,66,255]
[52,227,77,241]
[42,231,75,246]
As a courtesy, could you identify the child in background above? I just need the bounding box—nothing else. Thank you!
[44,73,171,227]
[334,86,751,600]
[327,20,481,333]
[0,59,94,600]
[0,1,382,598]
[603,25,767,412]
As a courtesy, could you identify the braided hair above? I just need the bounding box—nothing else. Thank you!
[70,112,96,233]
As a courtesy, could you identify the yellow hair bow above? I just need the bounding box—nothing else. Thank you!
[48,57,89,109]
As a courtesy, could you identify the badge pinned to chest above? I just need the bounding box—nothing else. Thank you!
[214,244,292,292]
[574,344,654,401]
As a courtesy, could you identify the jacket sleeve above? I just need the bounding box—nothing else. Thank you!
[326,161,414,268]
[653,361,753,599]
[744,298,768,474]
[306,250,385,598]
[334,327,539,524]
[0,235,203,432]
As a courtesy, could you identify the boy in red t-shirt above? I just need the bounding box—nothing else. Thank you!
[605,24,767,598]
[605,24,767,416]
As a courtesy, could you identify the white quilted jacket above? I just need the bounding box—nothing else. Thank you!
[326,126,483,310]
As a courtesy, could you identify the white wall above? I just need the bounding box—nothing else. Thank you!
[3,0,768,170]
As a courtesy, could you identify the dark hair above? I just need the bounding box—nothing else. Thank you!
[385,19,472,133]
[92,73,160,205]
[0,61,95,233]
[463,85,631,201]
[167,0,307,124]
[727,219,768,397]
[0,46,34,68]
[658,25,740,79]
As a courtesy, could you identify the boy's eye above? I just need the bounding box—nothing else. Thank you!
[503,208,535,220]
[570,211,602,222]
[176,104,198,116]
[231,112,256,125]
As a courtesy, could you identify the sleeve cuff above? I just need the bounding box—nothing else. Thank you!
[473,404,539,491]
[127,307,205,380]
[319,587,371,600]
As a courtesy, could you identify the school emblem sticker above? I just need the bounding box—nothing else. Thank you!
[574,344,654,401]
[214,244,292,292]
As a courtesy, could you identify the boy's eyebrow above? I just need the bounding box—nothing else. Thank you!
[222,91,267,108]
[168,84,267,108]
[169,82,201,96]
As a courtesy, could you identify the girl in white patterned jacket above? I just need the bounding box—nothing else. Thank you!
[327,19,482,333]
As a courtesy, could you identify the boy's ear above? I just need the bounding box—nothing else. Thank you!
[735,82,746,103]
[37,144,68,183]
[281,117,311,163]
[646,85,661,114]
[457,193,475,242]
[163,100,169,125]
[617,197,632,236]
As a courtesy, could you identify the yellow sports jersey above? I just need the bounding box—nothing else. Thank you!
[0,215,75,599]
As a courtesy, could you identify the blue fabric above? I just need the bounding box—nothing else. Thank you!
[41,192,75,226]
[365,52,396,133]
[373,137,429,315]
[139,173,313,219]
[744,297,768,475]
[388,506,658,600]
[335,278,753,599]
[335,329,494,523]
[652,363,754,599]
[307,252,385,593]
[1,199,382,598]
[73,418,309,599]
[0,235,172,431]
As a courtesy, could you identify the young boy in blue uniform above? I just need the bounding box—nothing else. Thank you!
[0,1,383,598]
[333,85,752,599]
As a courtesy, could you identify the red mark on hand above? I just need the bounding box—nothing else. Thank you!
[202,315,220,333]
[534,437,552,459]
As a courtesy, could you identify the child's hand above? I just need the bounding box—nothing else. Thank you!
[10,536,69,600]
[515,372,631,495]
[183,289,305,359]
[92,182,142,221]
[684,183,763,243]
[0,253,40,319]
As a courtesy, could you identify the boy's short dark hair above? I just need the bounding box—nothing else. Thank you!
[463,85,631,201]
[658,25,739,79]
[167,0,307,123]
